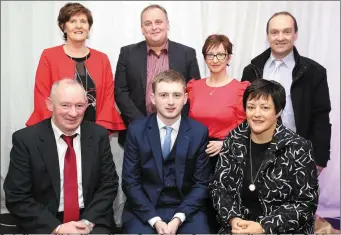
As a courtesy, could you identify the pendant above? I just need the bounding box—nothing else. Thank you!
[249,184,256,191]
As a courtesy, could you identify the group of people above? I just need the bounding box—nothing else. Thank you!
[3,2,331,234]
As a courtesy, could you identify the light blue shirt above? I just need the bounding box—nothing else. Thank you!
[263,50,297,132]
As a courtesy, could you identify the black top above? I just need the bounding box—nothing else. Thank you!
[241,139,271,221]
[67,53,96,122]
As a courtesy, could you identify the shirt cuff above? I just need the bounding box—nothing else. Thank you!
[148,216,162,228]
[172,213,186,224]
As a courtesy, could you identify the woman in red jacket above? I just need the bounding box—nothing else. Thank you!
[26,2,125,131]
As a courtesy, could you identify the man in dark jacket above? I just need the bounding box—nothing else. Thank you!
[241,11,331,174]
[115,4,201,147]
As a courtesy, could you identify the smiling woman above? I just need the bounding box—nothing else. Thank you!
[26,2,125,132]
[209,79,319,234]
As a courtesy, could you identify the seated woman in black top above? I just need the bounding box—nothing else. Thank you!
[209,79,319,234]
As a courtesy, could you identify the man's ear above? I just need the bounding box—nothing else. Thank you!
[184,92,188,105]
[150,92,155,105]
[46,97,53,111]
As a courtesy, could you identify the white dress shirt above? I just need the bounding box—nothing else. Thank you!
[263,50,297,132]
[51,120,84,212]
[147,115,186,227]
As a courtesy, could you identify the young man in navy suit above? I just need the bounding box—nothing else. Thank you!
[121,70,211,234]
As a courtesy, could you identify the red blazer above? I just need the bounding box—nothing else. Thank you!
[26,45,125,131]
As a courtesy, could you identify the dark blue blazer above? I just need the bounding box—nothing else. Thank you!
[122,114,210,223]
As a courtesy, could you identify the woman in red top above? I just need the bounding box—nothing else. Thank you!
[188,34,250,171]
[26,2,125,132]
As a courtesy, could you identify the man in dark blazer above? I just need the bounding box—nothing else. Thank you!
[241,11,331,174]
[4,79,119,234]
[121,70,211,234]
[115,4,201,146]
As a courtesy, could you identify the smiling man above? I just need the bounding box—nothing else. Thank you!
[121,70,211,234]
[4,79,119,234]
[241,11,332,175]
[114,4,201,147]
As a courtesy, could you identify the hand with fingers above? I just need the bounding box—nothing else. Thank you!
[167,217,181,234]
[53,221,89,234]
[154,220,170,234]
[229,217,249,232]
[206,140,223,157]
[231,219,265,234]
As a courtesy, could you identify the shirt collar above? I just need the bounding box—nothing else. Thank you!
[147,40,169,55]
[51,119,81,141]
[156,114,181,133]
[269,50,295,69]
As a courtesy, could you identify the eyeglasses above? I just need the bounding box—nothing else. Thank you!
[205,53,227,60]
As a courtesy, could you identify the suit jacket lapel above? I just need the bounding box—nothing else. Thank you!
[147,115,163,181]
[175,116,190,192]
[139,42,148,95]
[80,122,94,201]
[38,119,60,201]
[168,40,177,71]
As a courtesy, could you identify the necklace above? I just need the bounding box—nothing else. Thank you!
[210,88,217,95]
[208,78,218,95]
[207,76,231,95]
[249,138,265,191]
[71,54,89,91]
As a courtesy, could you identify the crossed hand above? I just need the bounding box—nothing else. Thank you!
[154,217,181,234]
[230,217,265,234]
[53,221,91,234]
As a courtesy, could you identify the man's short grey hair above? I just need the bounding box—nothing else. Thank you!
[140,4,168,25]
[50,78,87,101]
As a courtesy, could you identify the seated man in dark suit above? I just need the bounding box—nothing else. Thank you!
[115,4,201,147]
[4,79,119,234]
[122,70,211,234]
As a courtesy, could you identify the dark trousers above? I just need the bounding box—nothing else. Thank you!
[122,206,211,234]
[3,209,114,234]
[0,213,19,234]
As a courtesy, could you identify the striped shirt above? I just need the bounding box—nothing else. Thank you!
[145,41,169,114]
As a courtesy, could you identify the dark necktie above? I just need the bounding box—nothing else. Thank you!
[61,134,80,223]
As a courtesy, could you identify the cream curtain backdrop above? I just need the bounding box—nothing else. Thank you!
[1,1,340,225]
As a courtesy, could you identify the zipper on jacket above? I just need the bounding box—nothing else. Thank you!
[251,64,262,79]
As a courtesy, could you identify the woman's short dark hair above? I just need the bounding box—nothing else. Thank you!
[57,2,93,41]
[202,34,233,58]
[243,79,286,114]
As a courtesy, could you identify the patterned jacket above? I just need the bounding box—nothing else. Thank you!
[209,120,319,234]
